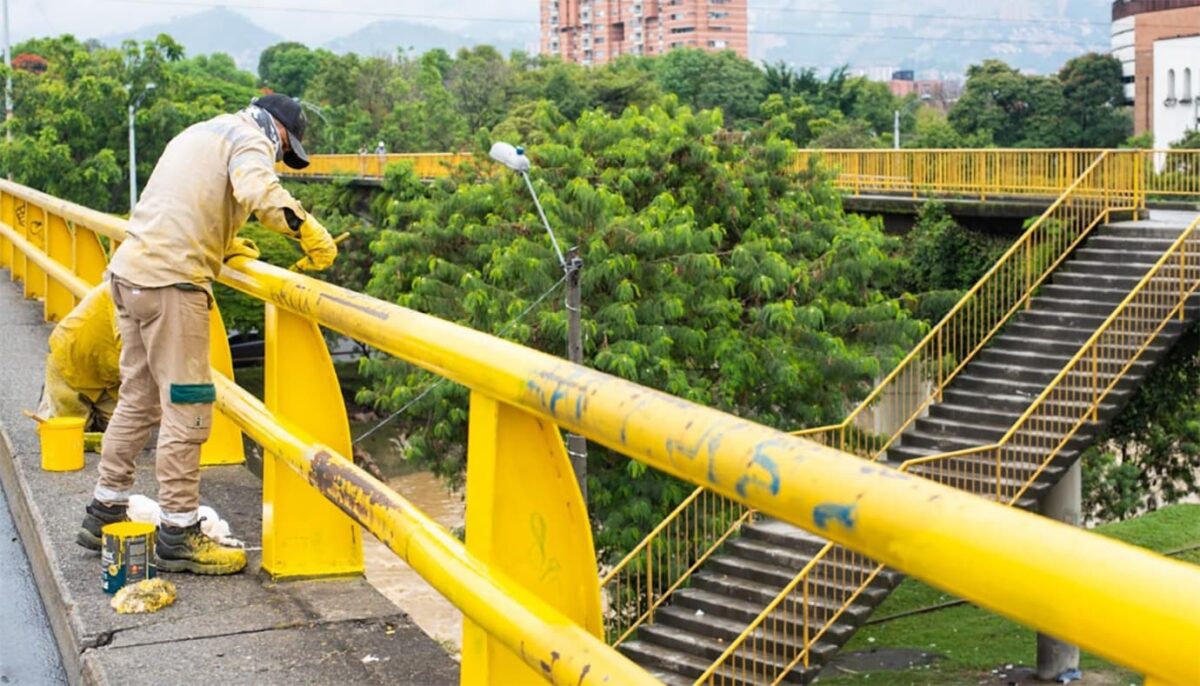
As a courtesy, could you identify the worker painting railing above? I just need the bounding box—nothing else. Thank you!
[1,178,1198,685]
[275,152,470,180]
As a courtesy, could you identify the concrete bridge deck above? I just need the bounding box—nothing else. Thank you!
[0,280,459,685]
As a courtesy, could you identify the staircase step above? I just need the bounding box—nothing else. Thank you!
[1052,271,1147,290]
[721,540,884,580]
[1102,224,1189,239]
[914,416,1007,443]
[620,636,815,685]
[637,623,824,682]
[927,402,1022,428]
[706,554,894,602]
[940,385,1126,416]
[693,571,877,617]
[667,591,861,649]
[1026,295,1121,317]
[1072,247,1175,265]
[1083,235,1181,253]
[1037,283,1142,304]
[740,519,830,555]
[654,603,853,651]
[1056,260,1155,277]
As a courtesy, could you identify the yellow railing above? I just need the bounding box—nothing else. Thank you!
[694,151,1146,684]
[757,212,1200,686]
[2,176,1198,685]
[289,149,1200,204]
[601,487,755,645]
[795,148,1103,199]
[602,151,1140,654]
[276,152,470,179]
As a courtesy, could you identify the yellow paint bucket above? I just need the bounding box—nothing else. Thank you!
[39,416,85,471]
[102,521,157,594]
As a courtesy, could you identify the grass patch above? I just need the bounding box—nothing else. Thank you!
[815,504,1200,685]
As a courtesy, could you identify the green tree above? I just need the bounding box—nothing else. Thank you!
[653,49,765,125]
[258,41,321,97]
[356,103,925,555]
[1058,53,1131,148]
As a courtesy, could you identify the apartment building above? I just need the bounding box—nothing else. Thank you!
[540,0,748,66]
[1112,0,1200,134]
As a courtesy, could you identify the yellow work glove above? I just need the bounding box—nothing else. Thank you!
[224,236,261,262]
[290,215,338,272]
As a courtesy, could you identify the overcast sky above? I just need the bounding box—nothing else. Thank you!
[9,0,1113,46]
[5,0,540,46]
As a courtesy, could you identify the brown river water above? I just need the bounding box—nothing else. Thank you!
[362,470,465,656]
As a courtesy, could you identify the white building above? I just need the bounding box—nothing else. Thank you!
[1111,14,1136,104]
[1153,34,1200,150]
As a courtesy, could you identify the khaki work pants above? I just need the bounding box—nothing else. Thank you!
[95,278,212,522]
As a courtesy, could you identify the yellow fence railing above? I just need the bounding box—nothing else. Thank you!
[700,210,1200,686]
[276,152,470,179]
[287,149,1200,206]
[1,170,1198,684]
[600,151,1141,660]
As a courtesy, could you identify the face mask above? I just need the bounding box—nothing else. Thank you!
[245,105,283,162]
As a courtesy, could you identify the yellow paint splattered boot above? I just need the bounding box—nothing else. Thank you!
[155,522,246,575]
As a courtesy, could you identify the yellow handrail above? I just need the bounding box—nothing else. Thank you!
[277,152,471,179]
[1,172,1198,685]
[603,150,1136,654]
[697,151,1145,685]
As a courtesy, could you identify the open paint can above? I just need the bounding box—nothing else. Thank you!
[101,521,157,594]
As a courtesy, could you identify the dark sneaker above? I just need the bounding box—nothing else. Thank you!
[76,500,129,551]
[155,521,246,576]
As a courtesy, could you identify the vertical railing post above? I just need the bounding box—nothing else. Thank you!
[23,203,47,302]
[73,225,108,287]
[0,190,11,270]
[200,303,245,466]
[995,445,1002,502]
[44,212,74,321]
[261,303,363,578]
[1091,347,1100,423]
[461,391,602,684]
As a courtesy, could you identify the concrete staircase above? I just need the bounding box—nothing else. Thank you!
[617,213,1198,685]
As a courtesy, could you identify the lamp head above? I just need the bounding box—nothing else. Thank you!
[489,141,530,173]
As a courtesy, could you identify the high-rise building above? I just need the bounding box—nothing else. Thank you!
[1111,0,1200,134]
[540,0,748,66]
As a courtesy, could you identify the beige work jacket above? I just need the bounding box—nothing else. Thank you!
[107,111,306,291]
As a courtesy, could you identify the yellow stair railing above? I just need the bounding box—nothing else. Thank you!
[277,152,470,179]
[601,151,1140,652]
[700,211,1200,686]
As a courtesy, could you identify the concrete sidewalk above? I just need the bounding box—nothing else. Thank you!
[0,280,459,685]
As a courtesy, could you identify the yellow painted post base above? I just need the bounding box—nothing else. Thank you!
[261,303,362,578]
[200,303,244,466]
[461,392,602,684]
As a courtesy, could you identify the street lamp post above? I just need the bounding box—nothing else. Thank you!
[489,141,589,502]
[127,82,156,213]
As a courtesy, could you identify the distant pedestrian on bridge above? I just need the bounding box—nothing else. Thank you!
[76,94,339,576]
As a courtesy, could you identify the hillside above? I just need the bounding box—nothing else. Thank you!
[100,7,281,71]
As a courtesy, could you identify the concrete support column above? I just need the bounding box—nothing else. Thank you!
[1036,460,1082,681]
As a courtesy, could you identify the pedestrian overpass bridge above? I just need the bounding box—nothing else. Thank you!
[1,149,1198,685]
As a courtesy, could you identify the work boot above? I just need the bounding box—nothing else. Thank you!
[155,521,246,576]
[76,499,129,551]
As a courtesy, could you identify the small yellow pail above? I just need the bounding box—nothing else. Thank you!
[39,416,85,471]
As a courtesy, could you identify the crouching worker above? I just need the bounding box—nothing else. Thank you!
[76,94,338,576]
[39,238,260,437]
[38,284,121,433]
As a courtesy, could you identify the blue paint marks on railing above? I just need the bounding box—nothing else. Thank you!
[813,503,856,530]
